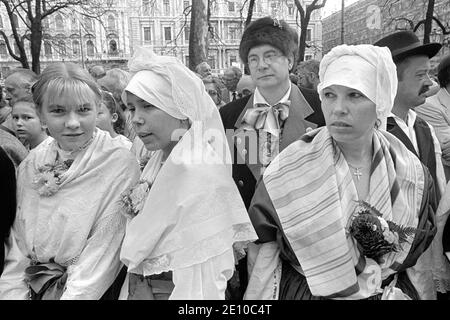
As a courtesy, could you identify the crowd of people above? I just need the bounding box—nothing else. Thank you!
[0,15,450,300]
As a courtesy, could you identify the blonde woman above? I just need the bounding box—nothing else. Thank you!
[0,62,140,299]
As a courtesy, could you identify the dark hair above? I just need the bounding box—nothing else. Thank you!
[438,64,450,88]
[101,90,125,135]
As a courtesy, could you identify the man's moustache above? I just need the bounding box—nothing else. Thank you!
[419,86,430,95]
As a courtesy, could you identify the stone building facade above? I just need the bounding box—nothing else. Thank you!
[322,0,450,65]
[0,0,323,76]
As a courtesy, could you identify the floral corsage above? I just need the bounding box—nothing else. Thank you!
[348,201,420,263]
[119,180,152,219]
[33,159,74,197]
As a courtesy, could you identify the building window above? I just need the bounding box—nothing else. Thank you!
[84,17,93,31]
[164,27,172,41]
[271,2,277,16]
[208,56,216,70]
[71,17,78,30]
[184,26,190,41]
[305,54,312,61]
[0,42,7,56]
[230,55,237,66]
[72,40,80,55]
[306,29,312,42]
[86,40,95,57]
[109,39,118,54]
[228,1,235,12]
[288,5,294,15]
[142,0,150,15]
[143,26,151,42]
[42,18,49,29]
[44,41,52,57]
[55,14,64,30]
[107,15,116,30]
[58,40,66,56]
[228,26,238,40]
[163,0,170,15]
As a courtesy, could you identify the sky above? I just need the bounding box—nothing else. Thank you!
[322,0,360,18]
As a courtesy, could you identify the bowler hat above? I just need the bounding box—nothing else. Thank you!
[373,31,441,62]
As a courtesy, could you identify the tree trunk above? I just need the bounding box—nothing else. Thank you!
[30,21,42,74]
[16,41,29,69]
[298,17,309,63]
[245,0,255,27]
[423,0,435,44]
[189,0,209,71]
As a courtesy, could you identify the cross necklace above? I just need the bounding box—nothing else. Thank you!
[348,164,364,180]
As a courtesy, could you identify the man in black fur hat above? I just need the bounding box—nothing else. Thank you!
[219,16,324,300]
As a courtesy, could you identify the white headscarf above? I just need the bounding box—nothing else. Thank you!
[122,47,215,122]
[120,48,257,288]
[317,44,398,129]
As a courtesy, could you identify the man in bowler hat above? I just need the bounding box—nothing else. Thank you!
[219,16,324,300]
[416,54,450,181]
[375,30,447,300]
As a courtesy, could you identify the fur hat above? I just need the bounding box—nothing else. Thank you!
[239,16,299,67]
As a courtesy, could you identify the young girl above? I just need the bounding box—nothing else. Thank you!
[96,91,132,149]
[0,62,140,300]
[12,97,48,150]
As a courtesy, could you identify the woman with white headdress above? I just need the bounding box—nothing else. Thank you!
[118,48,257,300]
[244,44,437,300]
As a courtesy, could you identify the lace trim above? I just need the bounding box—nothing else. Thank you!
[435,278,450,293]
[138,222,256,276]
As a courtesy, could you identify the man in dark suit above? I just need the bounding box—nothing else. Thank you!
[220,17,324,210]
[219,16,324,299]
[375,30,446,300]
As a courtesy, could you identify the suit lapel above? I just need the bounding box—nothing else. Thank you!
[386,117,418,157]
[234,94,254,129]
[232,87,319,180]
[232,94,262,179]
[280,85,317,151]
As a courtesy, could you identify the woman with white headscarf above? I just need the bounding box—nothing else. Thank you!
[244,44,437,300]
[117,48,257,300]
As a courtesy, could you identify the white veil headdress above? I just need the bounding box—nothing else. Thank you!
[317,44,398,130]
[120,48,257,277]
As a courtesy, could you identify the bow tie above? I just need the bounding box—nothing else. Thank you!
[238,101,290,137]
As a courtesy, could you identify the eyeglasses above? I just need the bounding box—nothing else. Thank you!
[248,51,283,68]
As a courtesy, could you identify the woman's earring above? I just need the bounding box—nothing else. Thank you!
[374,119,381,129]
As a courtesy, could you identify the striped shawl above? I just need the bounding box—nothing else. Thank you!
[262,127,429,297]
